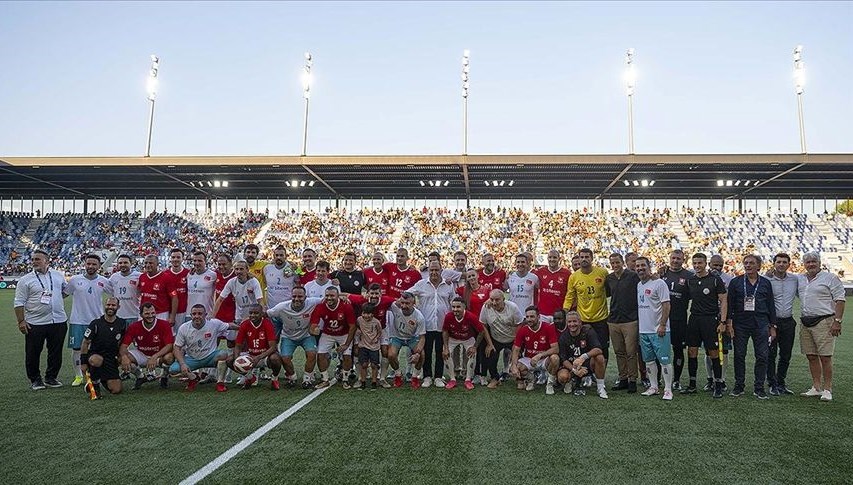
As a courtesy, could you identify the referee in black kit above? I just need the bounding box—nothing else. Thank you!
[684,253,728,398]
[80,298,129,397]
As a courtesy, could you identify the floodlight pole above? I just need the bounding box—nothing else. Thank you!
[301,52,312,157]
[625,48,636,155]
[462,50,470,156]
[145,55,159,158]
[793,45,807,154]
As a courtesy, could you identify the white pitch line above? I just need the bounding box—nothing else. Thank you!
[180,380,335,485]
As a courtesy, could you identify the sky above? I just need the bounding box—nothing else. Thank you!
[0,1,851,157]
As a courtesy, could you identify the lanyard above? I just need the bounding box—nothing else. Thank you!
[743,276,759,300]
[34,270,54,293]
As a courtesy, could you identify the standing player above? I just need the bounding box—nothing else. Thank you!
[333,251,366,295]
[167,248,190,330]
[244,244,269,291]
[109,254,141,322]
[385,292,427,389]
[563,248,610,378]
[138,254,178,329]
[169,304,234,392]
[64,254,113,387]
[479,290,524,388]
[186,251,218,315]
[213,260,265,324]
[534,250,571,323]
[441,298,496,390]
[230,305,282,390]
[310,287,357,389]
[505,253,539,312]
[636,257,674,401]
[605,253,640,393]
[384,248,422,299]
[214,253,237,324]
[304,261,337,298]
[267,286,323,388]
[409,261,455,388]
[80,298,127,397]
[263,245,298,309]
[557,311,608,398]
[509,306,559,394]
[684,253,728,397]
[661,249,694,390]
[706,253,734,389]
[364,251,391,295]
[570,255,581,272]
[477,253,507,293]
[120,302,175,390]
[298,248,318,285]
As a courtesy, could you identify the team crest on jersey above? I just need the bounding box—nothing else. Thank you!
[181,278,187,284]
[580,340,586,347]
[595,278,603,284]
[259,332,265,339]
[247,288,254,293]
[645,289,652,295]
[558,278,564,284]
[97,282,104,287]
[153,283,160,291]
[679,278,686,285]
[204,332,212,339]
[115,334,121,340]
[153,335,160,342]
[204,276,211,281]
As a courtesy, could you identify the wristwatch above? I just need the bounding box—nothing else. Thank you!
[833,318,843,325]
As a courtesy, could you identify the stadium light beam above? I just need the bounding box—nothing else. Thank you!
[793,45,807,154]
[624,48,636,155]
[462,49,470,155]
[301,52,313,157]
[144,54,159,157]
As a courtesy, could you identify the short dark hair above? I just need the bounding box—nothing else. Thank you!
[362,303,376,315]
[692,252,707,261]
[245,244,260,252]
[609,253,623,262]
[316,260,330,270]
[85,253,101,263]
[117,254,133,262]
[170,248,184,255]
[552,309,566,319]
[525,305,539,314]
[451,296,466,307]
[190,303,207,311]
[368,283,382,292]
[578,248,593,257]
[635,256,650,266]
[192,251,206,258]
[773,252,791,263]
[344,251,357,259]
[140,302,156,314]
[291,285,306,294]
[743,254,762,266]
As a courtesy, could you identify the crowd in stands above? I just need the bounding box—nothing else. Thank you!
[0,207,851,280]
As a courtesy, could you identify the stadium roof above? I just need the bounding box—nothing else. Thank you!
[1,153,851,199]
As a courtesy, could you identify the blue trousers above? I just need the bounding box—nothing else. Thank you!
[733,323,769,391]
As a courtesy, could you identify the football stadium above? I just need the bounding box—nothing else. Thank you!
[3,2,853,484]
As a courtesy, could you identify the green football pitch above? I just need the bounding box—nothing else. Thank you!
[1,292,851,484]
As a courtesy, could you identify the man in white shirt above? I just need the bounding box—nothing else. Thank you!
[505,253,539,313]
[109,254,141,321]
[186,251,218,315]
[266,286,324,388]
[797,252,846,402]
[409,261,455,388]
[304,261,338,298]
[64,254,113,387]
[263,245,298,308]
[169,304,236,392]
[14,249,69,390]
[636,256,675,401]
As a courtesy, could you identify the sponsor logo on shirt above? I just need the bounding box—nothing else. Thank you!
[204,332,212,339]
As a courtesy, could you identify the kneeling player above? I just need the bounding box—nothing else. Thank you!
[229,305,282,390]
[442,298,495,390]
[557,311,608,398]
[386,292,426,389]
[170,304,236,392]
[80,298,128,398]
[510,306,559,394]
[120,302,175,390]
[267,286,323,388]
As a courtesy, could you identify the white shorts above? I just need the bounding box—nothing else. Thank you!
[518,356,548,372]
[539,315,554,324]
[318,333,353,356]
[128,348,155,367]
[156,312,170,322]
[446,337,476,353]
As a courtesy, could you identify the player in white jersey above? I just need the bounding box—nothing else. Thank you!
[169,304,237,392]
[64,254,113,386]
[263,245,298,308]
[636,256,675,401]
[186,251,218,315]
[266,285,323,388]
[304,260,339,298]
[212,260,265,333]
[505,253,539,318]
[385,291,427,388]
[109,254,141,320]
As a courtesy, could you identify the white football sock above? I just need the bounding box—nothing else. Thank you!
[646,361,658,389]
[662,364,674,392]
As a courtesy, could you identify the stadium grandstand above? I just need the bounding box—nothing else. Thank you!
[0,153,852,284]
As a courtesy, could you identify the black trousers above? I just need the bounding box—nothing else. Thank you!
[733,323,769,391]
[483,331,515,380]
[25,322,67,382]
[422,331,444,378]
[767,316,796,388]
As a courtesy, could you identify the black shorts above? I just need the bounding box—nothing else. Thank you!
[359,348,380,367]
[584,319,610,360]
[686,315,719,351]
[670,319,688,348]
[92,353,121,381]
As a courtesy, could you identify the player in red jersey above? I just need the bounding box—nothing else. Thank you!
[441,298,495,390]
[297,248,318,285]
[477,253,507,293]
[310,287,357,389]
[167,248,190,332]
[228,305,282,390]
[364,251,391,295]
[214,253,237,325]
[534,249,572,322]
[510,306,560,394]
[138,254,178,328]
[347,283,396,387]
[119,302,175,390]
[383,248,422,298]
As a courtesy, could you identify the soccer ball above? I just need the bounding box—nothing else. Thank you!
[233,355,254,375]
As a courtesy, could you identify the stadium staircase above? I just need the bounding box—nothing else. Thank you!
[390,220,406,248]
[668,217,689,248]
[531,211,545,265]
[253,219,276,245]
[14,217,42,254]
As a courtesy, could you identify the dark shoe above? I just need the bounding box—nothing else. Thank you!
[44,378,63,388]
[768,386,780,397]
[680,385,697,395]
[712,382,723,399]
[627,381,637,393]
[611,379,629,391]
[721,381,728,393]
[159,376,169,389]
[754,389,769,400]
[671,381,682,391]
[779,385,794,395]
[31,379,46,391]
[730,386,745,397]
[702,378,714,392]
[133,377,145,390]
